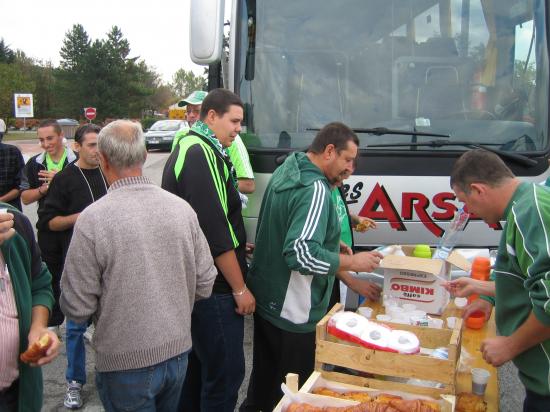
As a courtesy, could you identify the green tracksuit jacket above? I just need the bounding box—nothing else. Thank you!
[482,182,550,395]
[247,152,340,333]
[0,203,54,412]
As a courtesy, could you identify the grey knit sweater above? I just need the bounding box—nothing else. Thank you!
[60,176,217,372]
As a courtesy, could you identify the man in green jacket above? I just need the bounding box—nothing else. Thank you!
[0,206,60,412]
[241,122,383,411]
[451,149,550,411]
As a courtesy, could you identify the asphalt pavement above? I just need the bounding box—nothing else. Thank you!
[11,141,523,411]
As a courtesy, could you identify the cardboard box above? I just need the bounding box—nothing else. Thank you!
[381,246,471,315]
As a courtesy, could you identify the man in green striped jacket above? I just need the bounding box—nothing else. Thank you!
[451,149,550,411]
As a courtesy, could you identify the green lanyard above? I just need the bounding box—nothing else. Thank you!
[45,150,67,171]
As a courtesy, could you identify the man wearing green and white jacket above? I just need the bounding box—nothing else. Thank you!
[241,122,383,412]
[451,149,550,411]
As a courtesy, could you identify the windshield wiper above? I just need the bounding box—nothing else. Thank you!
[306,127,450,138]
[368,140,537,167]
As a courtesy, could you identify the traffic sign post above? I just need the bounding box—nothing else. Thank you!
[84,107,97,122]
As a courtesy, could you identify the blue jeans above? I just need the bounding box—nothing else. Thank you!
[96,352,189,412]
[66,319,87,384]
[523,389,550,412]
[180,293,245,412]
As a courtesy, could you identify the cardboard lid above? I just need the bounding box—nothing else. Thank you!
[380,245,472,274]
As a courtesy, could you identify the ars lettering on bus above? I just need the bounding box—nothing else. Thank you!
[343,182,502,237]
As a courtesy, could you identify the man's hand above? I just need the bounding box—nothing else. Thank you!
[349,278,382,301]
[27,327,61,367]
[234,288,256,316]
[0,211,15,245]
[340,241,353,256]
[443,277,478,297]
[351,251,383,272]
[463,298,493,320]
[481,336,515,367]
[353,216,377,232]
[38,169,58,185]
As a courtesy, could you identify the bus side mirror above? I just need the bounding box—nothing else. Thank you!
[190,0,225,64]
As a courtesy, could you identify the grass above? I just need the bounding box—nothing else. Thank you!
[2,131,37,141]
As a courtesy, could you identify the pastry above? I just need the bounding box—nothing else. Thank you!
[20,334,51,363]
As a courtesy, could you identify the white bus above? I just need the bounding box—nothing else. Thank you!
[190,0,550,251]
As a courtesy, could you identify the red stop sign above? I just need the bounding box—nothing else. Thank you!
[84,107,97,120]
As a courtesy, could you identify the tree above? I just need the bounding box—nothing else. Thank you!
[0,39,15,64]
[171,68,206,98]
[60,24,90,71]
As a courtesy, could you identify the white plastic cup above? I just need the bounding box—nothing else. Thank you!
[454,297,468,308]
[446,316,458,329]
[411,309,427,318]
[429,318,444,329]
[402,303,417,312]
[0,208,7,214]
[357,307,373,319]
[387,306,405,318]
[376,314,392,322]
[471,368,490,396]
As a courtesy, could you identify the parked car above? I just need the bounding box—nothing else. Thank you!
[144,119,188,151]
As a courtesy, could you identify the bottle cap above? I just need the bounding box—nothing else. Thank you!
[413,244,432,259]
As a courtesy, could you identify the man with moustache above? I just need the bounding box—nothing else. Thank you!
[38,124,107,409]
[20,119,77,331]
[241,122,383,411]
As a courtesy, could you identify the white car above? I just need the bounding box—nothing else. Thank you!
[144,120,188,151]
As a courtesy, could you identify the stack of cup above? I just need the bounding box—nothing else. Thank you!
[471,368,490,396]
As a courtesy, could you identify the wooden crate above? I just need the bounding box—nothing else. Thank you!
[273,371,455,412]
[315,303,463,398]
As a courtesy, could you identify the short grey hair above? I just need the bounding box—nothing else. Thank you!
[98,120,147,170]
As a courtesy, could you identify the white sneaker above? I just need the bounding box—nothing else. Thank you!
[64,380,83,409]
[83,324,94,342]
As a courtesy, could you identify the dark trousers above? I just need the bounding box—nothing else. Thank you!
[0,380,19,412]
[524,389,550,412]
[180,293,245,412]
[240,314,316,412]
[38,231,64,326]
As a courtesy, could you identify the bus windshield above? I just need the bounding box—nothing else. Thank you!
[236,0,549,153]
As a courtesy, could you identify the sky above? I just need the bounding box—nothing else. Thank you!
[0,0,206,83]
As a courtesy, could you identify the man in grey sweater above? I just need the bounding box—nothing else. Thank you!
[60,120,217,411]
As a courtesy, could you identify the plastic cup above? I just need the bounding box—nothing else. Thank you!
[357,307,373,319]
[429,318,444,329]
[411,309,427,318]
[466,311,486,329]
[471,368,490,396]
[412,244,432,259]
[454,297,468,308]
[402,303,417,312]
[0,208,7,214]
[387,306,405,318]
[446,316,458,329]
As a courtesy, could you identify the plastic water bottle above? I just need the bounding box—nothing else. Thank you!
[432,208,469,260]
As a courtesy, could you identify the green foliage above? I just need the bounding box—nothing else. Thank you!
[140,116,158,130]
[0,39,15,64]
[171,68,206,99]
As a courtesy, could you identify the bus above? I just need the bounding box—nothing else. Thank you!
[190,0,549,251]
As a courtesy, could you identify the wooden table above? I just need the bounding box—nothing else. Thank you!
[362,301,499,411]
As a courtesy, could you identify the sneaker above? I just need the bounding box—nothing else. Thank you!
[83,324,94,342]
[64,381,83,409]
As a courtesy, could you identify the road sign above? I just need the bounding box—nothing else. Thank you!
[84,107,97,120]
[14,93,34,118]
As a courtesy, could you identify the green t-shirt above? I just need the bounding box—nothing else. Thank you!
[331,188,352,246]
[227,135,254,179]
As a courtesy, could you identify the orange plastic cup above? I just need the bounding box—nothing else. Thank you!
[466,310,486,329]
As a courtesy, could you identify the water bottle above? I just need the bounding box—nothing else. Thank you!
[432,208,470,260]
